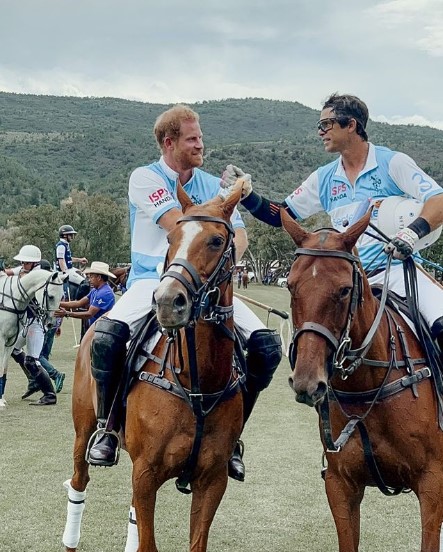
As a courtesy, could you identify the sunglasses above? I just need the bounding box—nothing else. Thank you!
[316,117,339,132]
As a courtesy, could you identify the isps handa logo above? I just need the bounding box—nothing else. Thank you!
[148,188,173,208]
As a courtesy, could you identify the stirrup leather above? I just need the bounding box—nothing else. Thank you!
[85,426,121,466]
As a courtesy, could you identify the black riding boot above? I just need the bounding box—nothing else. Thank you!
[228,329,282,482]
[25,356,57,406]
[11,349,41,399]
[87,318,130,467]
[431,316,443,369]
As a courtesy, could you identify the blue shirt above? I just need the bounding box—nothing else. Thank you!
[87,283,115,326]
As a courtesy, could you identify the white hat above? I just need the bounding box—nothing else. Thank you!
[377,196,442,251]
[14,244,42,262]
[84,261,116,278]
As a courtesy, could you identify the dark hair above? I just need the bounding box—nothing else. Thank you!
[322,93,369,141]
[40,259,52,272]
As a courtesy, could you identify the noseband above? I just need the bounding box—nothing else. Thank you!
[289,247,363,379]
[160,215,236,323]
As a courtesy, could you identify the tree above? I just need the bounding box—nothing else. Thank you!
[6,190,130,267]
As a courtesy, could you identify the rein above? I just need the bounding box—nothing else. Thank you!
[147,214,240,494]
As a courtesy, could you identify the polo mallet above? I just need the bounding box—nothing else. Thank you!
[66,282,80,349]
[234,292,292,357]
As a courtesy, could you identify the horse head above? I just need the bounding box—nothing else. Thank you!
[34,271,68,329]
[281,208,371,406]
[153,182,243,330]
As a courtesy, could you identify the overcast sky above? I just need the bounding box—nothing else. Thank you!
[1,0,443,129]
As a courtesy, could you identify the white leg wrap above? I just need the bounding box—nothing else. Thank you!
[62,479,86,549]
[124,506,139,552]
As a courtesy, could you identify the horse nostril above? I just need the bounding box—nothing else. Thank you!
[173,292,187,313]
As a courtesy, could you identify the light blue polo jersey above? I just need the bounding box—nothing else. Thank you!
[285,143,443,270]
[127,157,245,287]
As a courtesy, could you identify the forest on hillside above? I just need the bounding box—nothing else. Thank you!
[0,92,443,272]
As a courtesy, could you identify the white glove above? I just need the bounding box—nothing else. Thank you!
[384,227,419,260]
[220,164,253,198]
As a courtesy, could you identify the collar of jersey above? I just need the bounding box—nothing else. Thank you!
[335,142,378,179]
[159,156,196,187]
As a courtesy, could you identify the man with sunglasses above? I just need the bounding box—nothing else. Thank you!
[221,92,443,361]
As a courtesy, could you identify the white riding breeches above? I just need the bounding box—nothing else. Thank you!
[14,319,44,359]
[368,263,443,328]
[107,278,265,339]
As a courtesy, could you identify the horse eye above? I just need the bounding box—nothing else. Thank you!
[339,287,352,299]
[208,236,224,248]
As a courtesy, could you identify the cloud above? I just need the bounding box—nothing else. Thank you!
[1,0,443,131]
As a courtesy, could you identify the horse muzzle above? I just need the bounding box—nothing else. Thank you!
[153,281,192,329]
[288,371,328,408]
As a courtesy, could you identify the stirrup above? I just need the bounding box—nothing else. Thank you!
[85,426,121,466]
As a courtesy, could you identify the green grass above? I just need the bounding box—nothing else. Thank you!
[0,284,420,551]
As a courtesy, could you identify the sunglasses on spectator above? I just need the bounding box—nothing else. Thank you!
[316,117,351,132]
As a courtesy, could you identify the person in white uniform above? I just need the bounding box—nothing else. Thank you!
[222,92,443,358]
[6,245,58,406]
[87,105,282,481]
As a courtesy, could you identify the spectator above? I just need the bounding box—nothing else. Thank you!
[237,268,242,289]
[242,268,249,289]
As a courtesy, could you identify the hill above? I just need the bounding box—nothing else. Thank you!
[0,92,443,225]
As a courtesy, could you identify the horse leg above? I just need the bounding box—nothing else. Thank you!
[325,472,364,552]
[188,468,229,552]
[131,459,159,552]
[417,467,443,552]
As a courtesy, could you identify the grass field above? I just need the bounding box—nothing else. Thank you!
[0,284,421,551]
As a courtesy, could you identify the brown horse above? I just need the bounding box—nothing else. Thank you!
[109,265,130,292]
[62,183,244,552]
[281,208,443,552]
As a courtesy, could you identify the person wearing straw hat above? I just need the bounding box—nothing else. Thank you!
[55,261,116,329]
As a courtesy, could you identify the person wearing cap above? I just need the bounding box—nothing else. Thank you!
[5,246,58,406]
[221,92,443,362]
[55,261,116,328]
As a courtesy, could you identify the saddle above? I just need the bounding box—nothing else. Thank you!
[371,283,443,428]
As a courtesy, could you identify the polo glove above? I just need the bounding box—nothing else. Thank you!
[220,165,253,198]
[384,228,419,260]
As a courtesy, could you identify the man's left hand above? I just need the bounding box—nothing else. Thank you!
[384,228,419,259]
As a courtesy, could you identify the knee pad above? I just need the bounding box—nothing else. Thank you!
[91,318,130,383]
[246,329,282,391]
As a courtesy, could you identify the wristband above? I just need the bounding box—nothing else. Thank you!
[407,217,430,239]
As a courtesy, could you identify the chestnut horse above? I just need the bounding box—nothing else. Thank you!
[109,265,130,293]
[62,183,244,552]
[282,209,443,552]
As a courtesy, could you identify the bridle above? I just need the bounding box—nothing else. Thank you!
[159,215,237,325]
[150,214,240,494]
[0,272,64,346]
[289,247,391,380]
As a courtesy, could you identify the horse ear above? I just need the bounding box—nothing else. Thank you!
[342,209,372,251]
[221,182,243,219]
[281,207,309,246]
[176,182,194,213]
